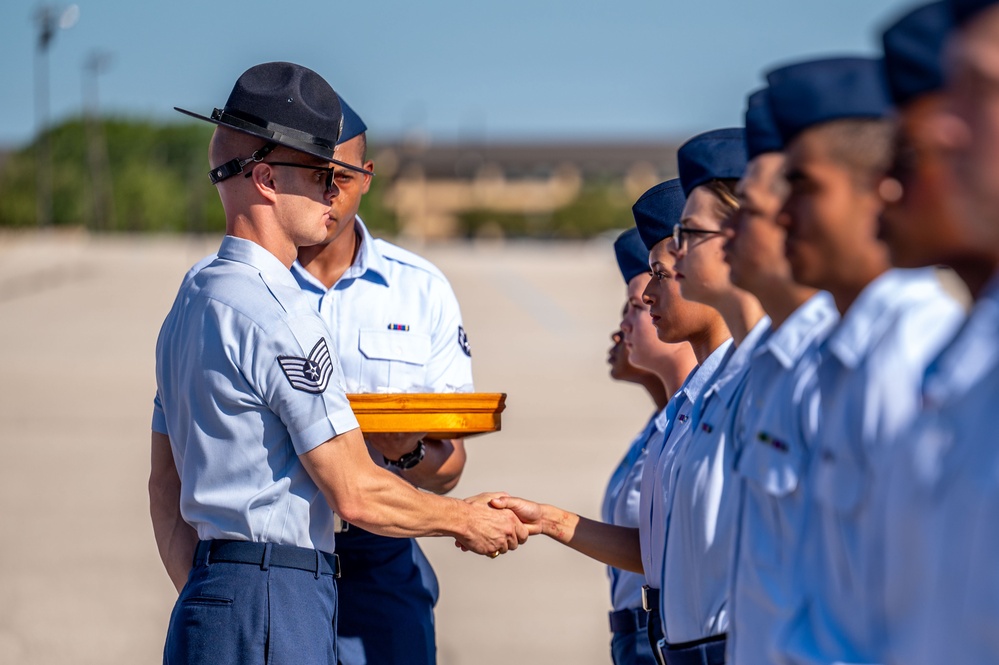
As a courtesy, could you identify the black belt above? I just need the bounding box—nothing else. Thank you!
[657,633,726,665]
[642,585,660,612]
[195,539,340,578]
[609,607,649,633]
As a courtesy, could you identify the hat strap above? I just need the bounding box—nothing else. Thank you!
[208,143,277,185]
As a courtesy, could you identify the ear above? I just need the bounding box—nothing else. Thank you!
[247,163,279,203]
[360,160,375,195]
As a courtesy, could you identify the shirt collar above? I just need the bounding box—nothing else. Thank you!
[217,235,301,291]
[288,216,392,293]
[825,269,925,368]
[679,337,734,405]
[709,316,772,408]
[762,291,839,369]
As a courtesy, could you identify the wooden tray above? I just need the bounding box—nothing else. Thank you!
[346,393,507,439]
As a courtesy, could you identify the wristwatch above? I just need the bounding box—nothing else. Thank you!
[384,439,425,470]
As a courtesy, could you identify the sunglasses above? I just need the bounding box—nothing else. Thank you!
[244,161,339,195]
[671,224,726,252]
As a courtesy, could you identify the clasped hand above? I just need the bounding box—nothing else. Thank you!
[453,493,545,558]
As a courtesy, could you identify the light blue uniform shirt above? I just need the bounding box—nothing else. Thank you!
[639,340,733,589]
[291,218,473,393]
[727,292,839,665]
[878,275,999,665]
[603,411,665,612]
[659,316,771,644]
[152,236,359,554]
[778,269,963,665]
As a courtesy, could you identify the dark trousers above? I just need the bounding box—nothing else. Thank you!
[610,607,659,665]
[164,541,338,665]
[657,634,727,665]
[335,526,438,665]
[647,605,666,665]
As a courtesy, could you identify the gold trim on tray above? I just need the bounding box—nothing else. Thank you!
[346,393,507,439]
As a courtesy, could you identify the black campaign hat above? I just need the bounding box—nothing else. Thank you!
[176,61,372,181]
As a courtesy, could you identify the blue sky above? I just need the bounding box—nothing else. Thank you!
[1,0,917,149]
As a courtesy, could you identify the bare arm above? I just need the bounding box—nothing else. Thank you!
[489,495,643,573]
[149,431,199,593]
[366,432,467,495]
[301,427,526,556]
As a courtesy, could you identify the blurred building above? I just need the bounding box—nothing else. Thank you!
[372,139,680,239]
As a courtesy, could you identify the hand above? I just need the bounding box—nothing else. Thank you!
[453,497,530,557]
[489,495,546,536]
[365,432,427,462]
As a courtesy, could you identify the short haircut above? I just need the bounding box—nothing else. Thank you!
[813,118,894,186]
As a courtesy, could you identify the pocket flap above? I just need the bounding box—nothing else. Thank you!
[736,428,807,498]
[358,330,431,365]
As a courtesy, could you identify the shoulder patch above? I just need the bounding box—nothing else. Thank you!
[278,338,335,393]
[458,326,472,357]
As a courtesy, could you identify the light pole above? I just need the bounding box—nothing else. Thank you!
[83,50,114,231]
[33,4,78,227]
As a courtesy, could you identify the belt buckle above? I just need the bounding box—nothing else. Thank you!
[642,585,650,612]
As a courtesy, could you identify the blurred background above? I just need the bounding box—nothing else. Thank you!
[0,1,918,663]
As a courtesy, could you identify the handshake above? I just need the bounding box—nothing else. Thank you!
[452,493,550,559]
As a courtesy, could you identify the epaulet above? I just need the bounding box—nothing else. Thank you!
[373,238,449,282]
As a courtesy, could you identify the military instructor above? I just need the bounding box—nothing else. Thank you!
[147,62,527,665]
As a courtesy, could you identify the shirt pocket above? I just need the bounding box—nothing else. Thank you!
[735,429,807,568]
[357,329,432,391]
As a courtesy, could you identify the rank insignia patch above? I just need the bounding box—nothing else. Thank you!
[278,338,334,394]
[458,326,471,357]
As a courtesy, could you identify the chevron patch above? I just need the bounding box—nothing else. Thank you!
[278,338,335,394]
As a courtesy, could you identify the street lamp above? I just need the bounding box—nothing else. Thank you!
[34,3,79,227]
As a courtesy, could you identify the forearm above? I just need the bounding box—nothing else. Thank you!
[399,438,465,494]
[149,432,198,593]
[538,504,643,573]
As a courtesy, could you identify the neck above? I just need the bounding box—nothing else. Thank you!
[686,316,732,366]
[297,219,361,289]
[830,264,888,315]
[227,213,296,267]
[639,374,671,411]
[753,277,817,330]
[950,256,999,301]
[714,289,766,346]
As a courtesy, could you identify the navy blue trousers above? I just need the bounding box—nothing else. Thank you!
[612,625,660,665]
[335,526,438,665]
[164,544,338,665]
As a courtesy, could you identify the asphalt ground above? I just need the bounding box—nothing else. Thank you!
[0,230,655,664]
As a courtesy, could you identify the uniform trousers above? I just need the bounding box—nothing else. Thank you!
[335,526,438,665]
[657,634,726,665]
[610,607,658,665]
[164,540,338,665]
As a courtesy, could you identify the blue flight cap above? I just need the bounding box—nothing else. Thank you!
[677,128,748,197]
[613,228,651,284]
[632,179,686,251]
[951,0,999,25]
[337,95,367,144]
[745,88,783,159]
[766,56,892,143]
[882,2,951,107]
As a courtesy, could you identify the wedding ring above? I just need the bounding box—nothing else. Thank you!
[489,551,500,559]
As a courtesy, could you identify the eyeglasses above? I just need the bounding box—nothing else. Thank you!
[244,161,339,195]
[671,224,726,252]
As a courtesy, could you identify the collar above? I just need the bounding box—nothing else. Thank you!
[709,316,772,409]
[762,291,839,370]
[217,235,301,291]
[825,269,933,369]
[290,216,392,293]
[680,337,734,406]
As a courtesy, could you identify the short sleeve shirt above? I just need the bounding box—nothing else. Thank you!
[727,291,839,665]
[778,269,963,665]
[659,316,771,644]
[152,236,358,553]
[603,411,664,612]
[291,218,473,393]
